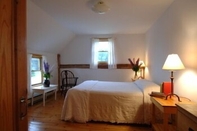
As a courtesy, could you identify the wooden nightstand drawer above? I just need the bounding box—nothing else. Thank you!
[150,96,195,131]
[176,104,197,131]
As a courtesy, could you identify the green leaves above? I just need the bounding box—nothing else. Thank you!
[43,61,53,79]
[43,72,51,79]
[128,58,142,72]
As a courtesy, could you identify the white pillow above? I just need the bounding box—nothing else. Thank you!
[134,79,160,93]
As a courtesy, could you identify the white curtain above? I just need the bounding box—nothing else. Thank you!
[108,38,116,69]
[90,38,99,69]
[90,38,116,69]
[42,56,47,71]
[27,54,32,98]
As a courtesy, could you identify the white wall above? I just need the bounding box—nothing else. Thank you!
[27,0,63,98]
[146,0,197,102]
[60,34,146,83]
[27,0,75,54]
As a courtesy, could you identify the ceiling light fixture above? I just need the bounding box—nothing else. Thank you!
[92,0,110,14]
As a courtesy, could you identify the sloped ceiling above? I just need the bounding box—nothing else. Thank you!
[27,0,174,54]
[27,0,75,54]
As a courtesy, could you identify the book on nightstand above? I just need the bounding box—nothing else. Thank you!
[149,91,166,98]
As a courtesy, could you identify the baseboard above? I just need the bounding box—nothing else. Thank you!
[27,91,56,106]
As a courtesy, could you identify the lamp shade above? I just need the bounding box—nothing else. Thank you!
[92,1,110,14]
[162,54,185,70]
[139,61,145,67]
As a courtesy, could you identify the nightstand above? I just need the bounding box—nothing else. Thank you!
[176,103,197,131]
[150,96,194,131]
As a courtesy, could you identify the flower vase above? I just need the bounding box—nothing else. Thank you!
[44,79,50,87]
[132,71,139,81]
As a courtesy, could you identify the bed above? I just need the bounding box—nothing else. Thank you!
[61,79,160,124]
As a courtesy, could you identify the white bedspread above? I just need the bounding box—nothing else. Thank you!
[61,79,160,124]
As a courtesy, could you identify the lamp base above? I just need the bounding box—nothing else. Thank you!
[165,93,181,102]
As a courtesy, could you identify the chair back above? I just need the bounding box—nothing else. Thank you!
[61,70,78,96]
[61,70,78,87]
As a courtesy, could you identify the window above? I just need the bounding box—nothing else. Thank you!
[91,38,116,69]
[98,50,108,62]
[31,55,42,85]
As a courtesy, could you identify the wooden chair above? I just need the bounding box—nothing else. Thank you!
[61,70,78,96]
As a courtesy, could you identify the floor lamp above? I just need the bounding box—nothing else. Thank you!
[162,54,185,102]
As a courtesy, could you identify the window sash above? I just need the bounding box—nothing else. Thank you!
[31,70,42,85]
[98,51,108,63]
[31,58,41,71]
[31,54,43,85]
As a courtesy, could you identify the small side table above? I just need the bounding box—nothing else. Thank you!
[31,84,58,106]
[150,96,193,131]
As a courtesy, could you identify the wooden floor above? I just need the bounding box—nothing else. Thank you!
[28,92,152,131]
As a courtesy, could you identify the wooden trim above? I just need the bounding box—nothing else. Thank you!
[31,54,42,58]
[60,64,90,69]
[15,0,28,130]
[58,63,145,90]
[98,64,108,69]
[27,91,55,106]
[57,54,60,90]
[59,64,145,69]
[117,64,131,69]
[98,38,109,41]
[92,38,111,41]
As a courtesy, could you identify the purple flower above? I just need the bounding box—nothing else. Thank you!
[43,61,54,79]
[44,61,50,73]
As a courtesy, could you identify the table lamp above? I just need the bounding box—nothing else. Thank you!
[162,54,185,101]
[139,61,145,79]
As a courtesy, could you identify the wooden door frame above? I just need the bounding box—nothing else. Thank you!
[0,0,27,130]
[0,0,15,130]
[15,0,28,130]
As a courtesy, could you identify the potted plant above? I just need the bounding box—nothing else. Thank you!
[128,58,142,80]
[43,61,53,87]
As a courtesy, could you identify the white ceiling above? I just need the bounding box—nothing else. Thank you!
[30,0,175,35]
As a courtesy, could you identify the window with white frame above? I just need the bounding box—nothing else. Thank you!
[31,55,43,85]
[91,38,116,69]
